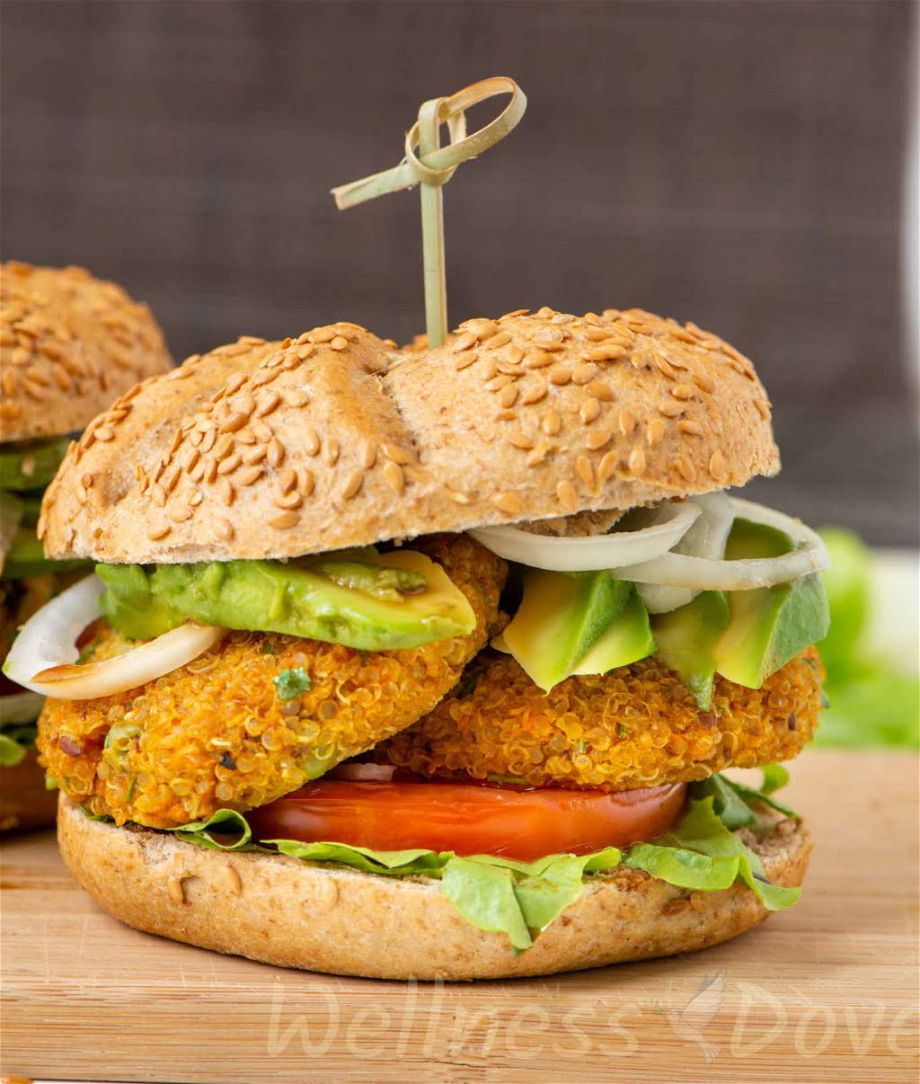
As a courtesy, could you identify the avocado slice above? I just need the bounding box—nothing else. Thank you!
[571,588,656,678]
[500,569,653,690]
[0,437,70,491]
[96,549,476,650]
[2,526,89,580]
[13,491,45,528]
[309,559,426,601]
[714,518,830,689]
[652,591,730,709]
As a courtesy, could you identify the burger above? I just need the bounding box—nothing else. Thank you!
[0,262,172,832]
[10,307,829,979]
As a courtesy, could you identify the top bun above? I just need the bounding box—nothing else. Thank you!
[40,307,779,564]
[0,262,172,444]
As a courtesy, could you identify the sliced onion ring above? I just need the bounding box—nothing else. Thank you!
[4,573,226,700]
[330,762,398,782]
[638,491,734,613]
[614,497,829,590]
[469,500,700,572]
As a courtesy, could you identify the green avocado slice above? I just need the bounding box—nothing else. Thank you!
[498,570,653,690]
[713,519,830,688]
[0,437,70,491]
[570,588,656,678]
[96,549,476,650]
[2,526,89,580]
[652,590,730,710]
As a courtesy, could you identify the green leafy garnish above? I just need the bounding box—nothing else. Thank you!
[105,766,799,949]
[690,764,796,828]
[0,728,34,766]
[172,808,253,851]
[627,796,800,911]
[272,840,449,875]
[760,763,789,793]
[273,667,312,700]
[442,849,622,950]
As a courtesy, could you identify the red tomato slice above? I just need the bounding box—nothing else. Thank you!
[247,779,687,861]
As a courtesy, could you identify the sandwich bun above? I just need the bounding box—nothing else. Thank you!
[0,261,172,442]
[0,750,58,832]
[1,261,171,832]
[40,307,778,564]
[57,793,810,981]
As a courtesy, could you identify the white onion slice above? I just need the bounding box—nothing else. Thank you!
[638,492,734,612]
[5,575,104,693]
[0,690,44,725]
[469,500,700,572]
[614,497,829,591]
[329,762,398,782]
[4,573,226,700]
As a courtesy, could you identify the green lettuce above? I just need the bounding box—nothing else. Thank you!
[626,796,800,911]
[441,850,622,951]
[149,768,799,950]
[273,840,450,875]
[816,528,920,749]
[0,724,37,766]
[691,763,795,828]
[172,808,253,850]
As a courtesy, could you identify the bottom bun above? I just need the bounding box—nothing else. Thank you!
[1,750,58,833]
[57,794,811,981]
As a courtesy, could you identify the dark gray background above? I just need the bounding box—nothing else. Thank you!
[2,0,916,544]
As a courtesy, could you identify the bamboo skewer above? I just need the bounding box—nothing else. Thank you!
[331,76,527,348]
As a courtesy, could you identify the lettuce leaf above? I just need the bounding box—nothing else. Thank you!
[116,768,799,949]
[627,796,800,911]
[272,839,450,875]
[172,808,253,850]
[690,764,796,827]
[442,849,622,951]
[760,763,789,793]
[0,725,36,766]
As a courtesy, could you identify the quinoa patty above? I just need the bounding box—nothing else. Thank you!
[379,648,824,790]
[38,535,506,828]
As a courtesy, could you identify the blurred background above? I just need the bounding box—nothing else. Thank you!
[1,0,917,743]
[2,0,917,545]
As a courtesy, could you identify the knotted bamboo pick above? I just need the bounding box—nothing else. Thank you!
[331,77,527,348]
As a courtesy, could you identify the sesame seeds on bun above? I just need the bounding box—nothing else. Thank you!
[39,307,779,565]
[0,262,173,442]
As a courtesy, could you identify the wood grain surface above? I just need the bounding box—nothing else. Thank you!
[1,749,917,1083]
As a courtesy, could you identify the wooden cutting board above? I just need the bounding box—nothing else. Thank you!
[1,749,917,1083]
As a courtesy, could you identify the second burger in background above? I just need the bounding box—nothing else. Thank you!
[13,307,829,977]
[0,261,172,831]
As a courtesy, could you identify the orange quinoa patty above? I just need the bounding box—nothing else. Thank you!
[379,648,824,790]
[38,535,506,828]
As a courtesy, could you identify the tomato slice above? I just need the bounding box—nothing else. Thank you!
[247,779,687,861]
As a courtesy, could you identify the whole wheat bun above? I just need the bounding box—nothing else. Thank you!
[40,307,778,563]
[0,262,173,443]
[57,794,810,981]
[0,750,58,833]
